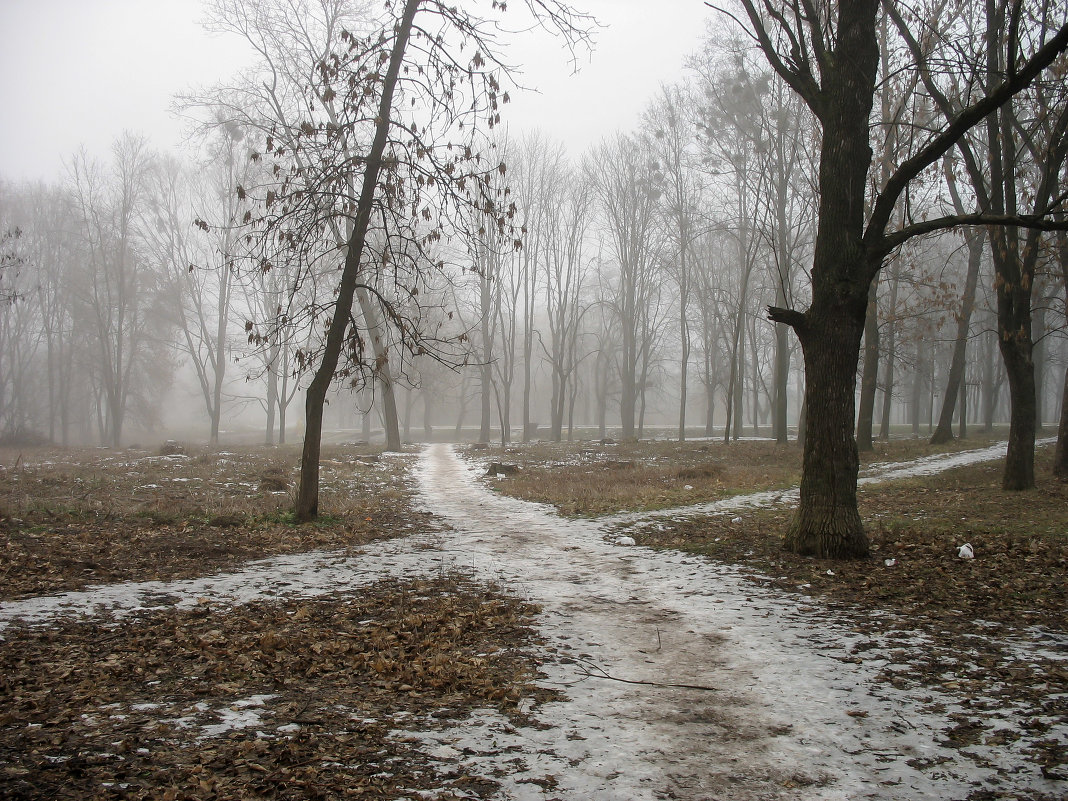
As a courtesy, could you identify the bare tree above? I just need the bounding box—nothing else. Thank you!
[930,158,986,444]
[589,133,663,440]
[69,135,173,447]
[0,197,42,440]
[218,0,591,519]
[890,0,1068,487]
[13,183,84,445]
[540,151,593,442]
[717,0,1068,557]
[644,84,705,441]
[145,127,248,444]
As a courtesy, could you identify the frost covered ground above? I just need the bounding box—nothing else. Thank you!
[1,442,1064,800]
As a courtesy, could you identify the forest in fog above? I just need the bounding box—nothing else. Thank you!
[0,0,1066,455]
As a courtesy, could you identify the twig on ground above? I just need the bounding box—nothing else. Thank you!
[575,658,718,692]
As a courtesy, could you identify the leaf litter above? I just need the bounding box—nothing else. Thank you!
[1,576,554,800]
[0,439,1064,800]
[0,445,436,600]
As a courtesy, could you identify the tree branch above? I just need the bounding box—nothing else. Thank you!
[711,0,823,114]
[767,304,807,333]
[881,212,1068,253]
[864,15,1068,252]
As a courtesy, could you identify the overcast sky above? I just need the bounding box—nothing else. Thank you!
[0,0,712,183]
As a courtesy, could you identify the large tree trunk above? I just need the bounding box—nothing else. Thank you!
[856,277,880,451]
[991,224,1037,490]
[779,309,870,559]
[767,0,879,559]
[1053,365,1068,477]
[999,330,1036,490]
[295,0,419,521]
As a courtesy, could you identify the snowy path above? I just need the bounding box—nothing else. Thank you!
[402,444,1056,800]
[1,442,1062,799]
[600,437,1055,526]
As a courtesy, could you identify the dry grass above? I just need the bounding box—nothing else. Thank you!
[469,433,1018,517]
[466,439,799,515]
[0,443,433,599]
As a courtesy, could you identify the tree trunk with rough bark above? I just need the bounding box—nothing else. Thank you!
[856,278,880,451]
[765,0,879,559]
[1000,325,1037,490]
[775,305,870,558]
[1054,365,1068,477]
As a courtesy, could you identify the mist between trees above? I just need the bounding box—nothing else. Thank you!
[1,1,1066,552]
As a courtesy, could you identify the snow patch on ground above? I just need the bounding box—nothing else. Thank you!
[1,441,1063,799]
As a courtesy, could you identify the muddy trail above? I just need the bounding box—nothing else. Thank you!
[1,443,1063,800]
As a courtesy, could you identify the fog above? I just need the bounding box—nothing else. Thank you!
[1,0,1065,452]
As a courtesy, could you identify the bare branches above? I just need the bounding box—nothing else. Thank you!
[866,7,1068,257]
[882,211,1068,252]
[710,0,823,113]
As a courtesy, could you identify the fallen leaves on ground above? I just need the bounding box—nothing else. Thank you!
[0,445,437,600]
[0,576,556,800]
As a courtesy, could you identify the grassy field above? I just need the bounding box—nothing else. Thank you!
[468,432,1016,516]
[0,443,435,599]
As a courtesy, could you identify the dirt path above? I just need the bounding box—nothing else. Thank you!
[1,443,1061,800]
[408,443,1057,800]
